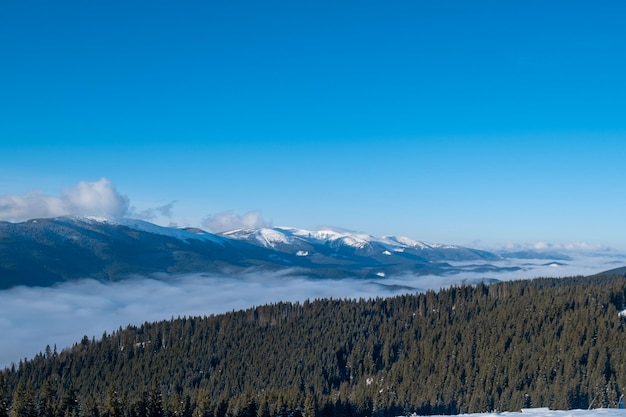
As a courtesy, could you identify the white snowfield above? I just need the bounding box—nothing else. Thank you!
[406,409,625,417]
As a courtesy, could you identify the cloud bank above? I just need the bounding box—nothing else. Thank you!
[498,241,613,252]
[0,178,129,222]
[0,272,409,369]
[130,200,178,225]
[202,210,270,232]
[1,250,623,369]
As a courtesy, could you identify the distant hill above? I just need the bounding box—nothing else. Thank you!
[592,266,626,277]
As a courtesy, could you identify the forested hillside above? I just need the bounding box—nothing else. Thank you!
[2,275,626,417]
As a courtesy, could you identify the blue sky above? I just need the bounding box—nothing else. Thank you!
[1,1,625,249]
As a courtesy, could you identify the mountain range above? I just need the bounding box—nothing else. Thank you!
[0,216,561,289]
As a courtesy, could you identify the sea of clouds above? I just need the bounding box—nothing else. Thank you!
[1,250,625,370]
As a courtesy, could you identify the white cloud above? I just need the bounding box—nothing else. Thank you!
[496,241,613,253]
[562,242,611,251]
[0,178,129,222]
[202,210,270,232]
[130,201,177,221]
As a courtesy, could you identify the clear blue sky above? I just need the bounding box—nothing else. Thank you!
[1,1,625,249]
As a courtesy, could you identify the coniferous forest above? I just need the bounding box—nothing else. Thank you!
[2,274,626,417]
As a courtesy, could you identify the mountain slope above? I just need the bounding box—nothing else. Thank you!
[0,217,264,288]
[0,217,516,288]
[3,275,626,415]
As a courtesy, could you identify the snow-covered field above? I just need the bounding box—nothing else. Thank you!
[407,409,625,417]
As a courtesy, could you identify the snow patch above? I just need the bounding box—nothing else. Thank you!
[410,408,624,417]
[337,235,371,249]
[255,228,291,247]
[382,235,455,250]
[65,216,223,244]
[403,408,625,417]
[119,218,224,244]
[83,215,113,223]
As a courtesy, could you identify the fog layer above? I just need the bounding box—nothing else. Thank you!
[1,253,623,369]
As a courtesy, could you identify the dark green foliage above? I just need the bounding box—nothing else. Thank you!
[10,382,37,417]
[146,381,164,417]
[3,275,626,416]
[0,374,9,417]
[38,380,57,417]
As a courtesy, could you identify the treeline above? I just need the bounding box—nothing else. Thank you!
[2,274,626,417]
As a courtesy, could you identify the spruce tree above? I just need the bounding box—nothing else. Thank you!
[10,382,36,417]
[38,379,57,417]
[146,382,163,417]
[0,374,8,417]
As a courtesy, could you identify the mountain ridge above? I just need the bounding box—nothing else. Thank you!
[0,216,568,289]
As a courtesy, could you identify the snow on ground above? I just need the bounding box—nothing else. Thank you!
[405,408,625,417]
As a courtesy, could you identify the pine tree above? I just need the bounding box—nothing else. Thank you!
[213,396,228,417]
[38,379,57,417]
[0,374,9,417]
[256,399,270,417]
[303,393,317,417]
[60,386,80,417]
[10,382,37,417]
[193,389,213,417]
[146,382,163,417]
[105,388,122,417]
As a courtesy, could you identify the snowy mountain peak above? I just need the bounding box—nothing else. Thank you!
[382,235,454,250]
[220,226,478,256]
[221,227,300,247]
[276,227,380,250]
[57,216,225,245]
[255,228,292,246]
[55,219,474,257]
[258,228,292,247]
[57,215,118,225]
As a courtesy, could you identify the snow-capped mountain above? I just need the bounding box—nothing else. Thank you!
[0,216,535,289]
[221,226,500,262]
